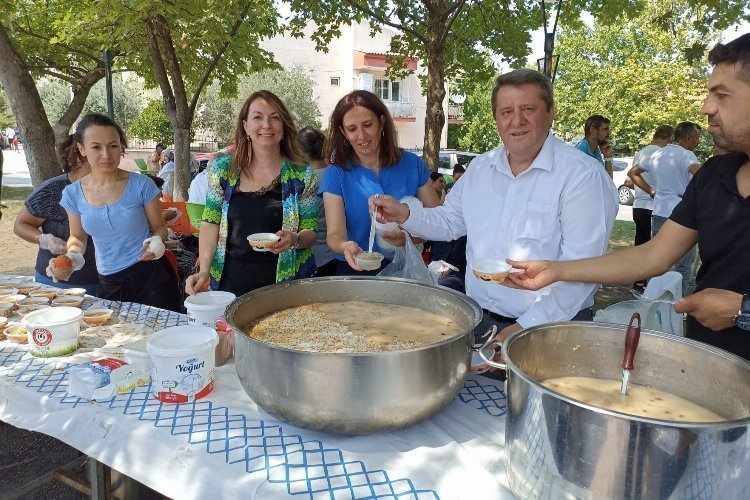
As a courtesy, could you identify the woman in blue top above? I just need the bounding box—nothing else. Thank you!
[319,90,440,274]
[53,114,181,311]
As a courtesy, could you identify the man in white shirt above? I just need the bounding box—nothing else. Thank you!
[626,124,673,290]
[188,167,208,204]
[373,68,618,344]
[629,121,701,294]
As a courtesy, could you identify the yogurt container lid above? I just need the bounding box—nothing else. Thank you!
[147,325,218,357]
[21,306,83,327]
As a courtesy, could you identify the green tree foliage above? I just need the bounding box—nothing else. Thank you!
[64,0,281,199]
[130,99,174,145]
[39,76,144,134]
[200,66,321,144]
[285,0,540,170]
[552,1,749,152]
[458,80,500,154]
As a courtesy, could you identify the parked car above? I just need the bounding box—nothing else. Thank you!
[612,157,635,205]
[415,149,479,175]
[194,145,235,172]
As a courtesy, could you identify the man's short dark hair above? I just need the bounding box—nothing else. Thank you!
[156,143,167,150]
[453,164,466,175]
[584,115,610,136]
[708,33,750,85]
[673,121,702,142]
[653,125,674,141]
[492,69,554,114]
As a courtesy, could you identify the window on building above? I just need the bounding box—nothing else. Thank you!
[375,77,402,102]
[330,77,340,87]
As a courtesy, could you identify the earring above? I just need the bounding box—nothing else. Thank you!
[381,129,385,137]
[247,135,251,142]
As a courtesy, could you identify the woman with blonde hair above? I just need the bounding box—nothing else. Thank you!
[185,90,319,296]
[319,90,439,274]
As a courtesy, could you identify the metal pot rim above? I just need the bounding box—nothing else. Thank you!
[227,275,484,357]
[503,321,750,427]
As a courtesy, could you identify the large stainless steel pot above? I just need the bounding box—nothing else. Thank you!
[482,322,750,499]
[226,276,483,434]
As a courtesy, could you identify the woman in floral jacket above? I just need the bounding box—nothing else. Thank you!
[185,91,318,296]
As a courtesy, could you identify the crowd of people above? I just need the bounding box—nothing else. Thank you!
[9,33,750,363]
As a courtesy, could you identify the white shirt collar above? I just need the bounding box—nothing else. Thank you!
[496,131,555,176]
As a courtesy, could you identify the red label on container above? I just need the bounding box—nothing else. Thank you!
[154,381,214,404]
[32,328,52,346]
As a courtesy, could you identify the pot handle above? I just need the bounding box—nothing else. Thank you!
[470,325,508,372]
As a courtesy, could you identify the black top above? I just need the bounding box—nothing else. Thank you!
[219,181,282,296]
[670,152,750,359]
[25,173,98,284]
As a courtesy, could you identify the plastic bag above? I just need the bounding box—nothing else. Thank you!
[378,230,437,285]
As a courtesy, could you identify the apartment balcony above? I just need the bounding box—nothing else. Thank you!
[448,104,464,123]
[386,101,416,122]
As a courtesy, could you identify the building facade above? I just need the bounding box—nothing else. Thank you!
[261,22,452,150]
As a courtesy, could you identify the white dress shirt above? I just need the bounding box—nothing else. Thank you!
[402,133,618,328]
[638,144,698,218]
[188,169,209,204]
[632,144,660,211]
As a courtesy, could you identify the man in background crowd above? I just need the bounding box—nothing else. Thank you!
[576,114,614,178]
[627,124,674,291]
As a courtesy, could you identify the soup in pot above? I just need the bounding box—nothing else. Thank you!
[541,376,725,423]
[245,301,463,353]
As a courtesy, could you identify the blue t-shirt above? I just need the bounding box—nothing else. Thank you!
[318,151,430,258]
[575,139,604,164]
[60,172,161,276]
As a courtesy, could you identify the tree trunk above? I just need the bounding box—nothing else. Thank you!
[422,14,447,172]
[172,126,191,201]
[0,23,60,185]
[53,67,105,145]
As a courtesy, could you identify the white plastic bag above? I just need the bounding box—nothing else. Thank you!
[378,230,437,285]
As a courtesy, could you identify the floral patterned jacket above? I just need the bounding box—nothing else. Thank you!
[202,153,319,289]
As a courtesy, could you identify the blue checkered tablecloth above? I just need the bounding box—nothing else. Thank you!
[0,301,513,499]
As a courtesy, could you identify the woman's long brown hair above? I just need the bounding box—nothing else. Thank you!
[324,90,400,170]
[229,90,305,180]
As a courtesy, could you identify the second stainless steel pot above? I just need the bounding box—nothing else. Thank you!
[226,276,483,434]
[484,321,750,499]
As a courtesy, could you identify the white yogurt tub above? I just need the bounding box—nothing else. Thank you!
[184,291,236,328]
[146,325,219,404]
[21,306,83,357]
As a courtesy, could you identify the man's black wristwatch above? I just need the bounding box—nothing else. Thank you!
[734,294,750,331]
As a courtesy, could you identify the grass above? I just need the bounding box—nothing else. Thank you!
[2,185,33,202]
[594,219,638,311]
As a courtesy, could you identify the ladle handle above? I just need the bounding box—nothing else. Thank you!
[621,312,641,371]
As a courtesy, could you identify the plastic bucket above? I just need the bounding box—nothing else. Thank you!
[146,325,219,404]
[21,306,83,357]
[185,203,204,235]
[184,291,236,328]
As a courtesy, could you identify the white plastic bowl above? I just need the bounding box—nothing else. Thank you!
[471,259,512,283]
[355,251,384,271]
[21,306,83,357]
[247,233,280,252]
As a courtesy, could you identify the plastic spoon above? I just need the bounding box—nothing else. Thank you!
[620,312,641,395]
[631,289,678,305]
[368,206,378,254]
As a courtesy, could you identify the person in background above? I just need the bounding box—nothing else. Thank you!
[372,69,617,347]
[52,113,180,311]
[157,149,175,198]
[184,90,318,296]
[188,159,210,205]
[13,136,99,295]
[148,143,167,172]
[630,121,702,295]
[446,164,465,192]
[627,124,674,291]
[576,114,614,178]
[297,126,336,277]
[319,90,440,275]
[502,33,750,360]
[430,171,447,205]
